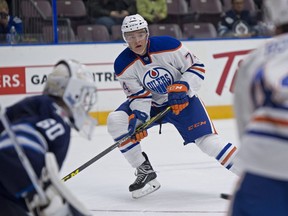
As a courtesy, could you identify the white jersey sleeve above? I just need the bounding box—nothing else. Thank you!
[170,43,206,97]
[234,33,288,180]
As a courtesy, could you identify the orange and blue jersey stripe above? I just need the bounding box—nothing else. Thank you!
[128,88,152,103]
[186,63,206,80]
[246,114,288,141]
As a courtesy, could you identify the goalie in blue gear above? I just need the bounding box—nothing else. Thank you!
[0,59,97,216]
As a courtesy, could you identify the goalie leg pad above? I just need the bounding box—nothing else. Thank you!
[44,153,91,216]
[27,153,91,216]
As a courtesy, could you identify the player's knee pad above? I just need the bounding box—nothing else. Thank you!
[107,111,145,168]
[107,111,129,140]
[195,134,240,175]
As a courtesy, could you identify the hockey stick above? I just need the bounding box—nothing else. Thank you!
[220,193,232,200]
[0,106,48,205]
[62,106,171,182]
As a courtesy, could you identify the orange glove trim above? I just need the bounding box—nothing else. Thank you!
[131,130,148,143]
[171,102,189,115]
[128,113,135,121]
[167,83,188,93]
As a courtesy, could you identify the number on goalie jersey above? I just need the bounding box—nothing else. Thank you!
[0,59,96,216]
[107,14,241,199]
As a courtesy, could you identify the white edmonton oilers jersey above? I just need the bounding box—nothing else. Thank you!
[114,36,205,116]
[234,33,288,180]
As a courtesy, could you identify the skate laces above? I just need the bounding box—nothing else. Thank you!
[134,165,154,184]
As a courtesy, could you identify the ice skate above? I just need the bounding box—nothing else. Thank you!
[129,152,160,199]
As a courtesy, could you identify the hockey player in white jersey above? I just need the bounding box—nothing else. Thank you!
[107,14,241,199]
[230,0,288,215]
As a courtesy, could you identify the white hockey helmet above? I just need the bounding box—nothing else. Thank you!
[264,0,288,26]
[44,59,97,139]
[121,14,149,40]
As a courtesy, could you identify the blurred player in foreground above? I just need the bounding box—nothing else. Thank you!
[0,59,97,216]
[107,14,241,199]
[230,0,288,215]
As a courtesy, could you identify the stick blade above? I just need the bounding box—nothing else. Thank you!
[220,193,232,200]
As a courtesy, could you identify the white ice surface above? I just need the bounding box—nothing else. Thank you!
[60,119,239,216]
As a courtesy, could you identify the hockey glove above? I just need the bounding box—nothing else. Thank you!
[128,110,148,143]
[167,81,189,115]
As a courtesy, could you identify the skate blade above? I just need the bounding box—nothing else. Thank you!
[132,179,161,199]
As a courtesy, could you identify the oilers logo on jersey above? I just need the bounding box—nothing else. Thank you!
[143,67,174,94]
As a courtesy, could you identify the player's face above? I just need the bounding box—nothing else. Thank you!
[124,29,148,55]
[232,0,244,12]
[0,9,8,26]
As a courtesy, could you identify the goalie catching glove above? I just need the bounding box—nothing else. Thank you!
[128,110,148,143]
[167,81,189,115]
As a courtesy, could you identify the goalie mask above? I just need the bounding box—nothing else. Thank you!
[44,59,97,139]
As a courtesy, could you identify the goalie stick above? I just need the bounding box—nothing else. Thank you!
[0,105,48,205]
[62,106,172,182]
